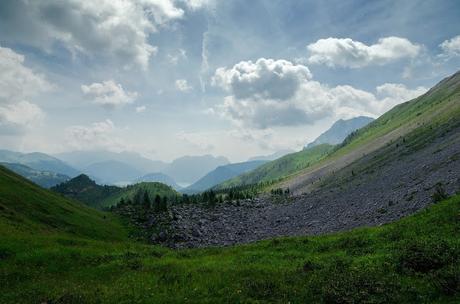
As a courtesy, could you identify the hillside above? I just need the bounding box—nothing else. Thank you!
[0,162,458,302]
[52,175,179,209]
[280,70,460,194]
[51,174,121,208]
[218,144,335,188]
[184,160,267,193]
[99,182,180,208]
[0,166,127,240]
[0,150,79,177]
[135,172,181,190]
[0,162,69,188]
[305,116,374,148]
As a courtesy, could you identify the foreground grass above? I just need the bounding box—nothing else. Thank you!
[1,194,459,303]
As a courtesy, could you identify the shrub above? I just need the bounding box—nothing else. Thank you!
[432,183,448,203]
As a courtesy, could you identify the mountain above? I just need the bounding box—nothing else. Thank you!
[162,154,230,185]
[305,116,374,148]
[0,150,79,177]
[276,70,460,194]
[55,150,167,174]
[184,160,268,193]
[248,149,295,161]
[1,162,459,302]
[82,160,144,185]
[135,172,181,190]
[0,162,69,188]
[217,144,335,188]
[52,174,178,209]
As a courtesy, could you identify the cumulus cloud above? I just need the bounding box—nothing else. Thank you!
[175,79,193,92]
[307,37,421,68]
[0,46,51,134]
[439,35,460,57]
[213,58,312,100]
[212,58,427,129]
[0,0,209,69]
[167,49,187,65]
[65,119,124,151]
[81,80,138,109]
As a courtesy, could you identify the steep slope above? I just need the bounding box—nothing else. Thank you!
[185,160,268,193]
[135,172,181,190]
[162,154,230,185]
[82,160,144,185]
[0,166,127,240]
[248,149,294,161]
[218,144,335,188]
[0,150,79,177]
[280,70,460,194]
[0,162,69,188]
[305,116,374,148]
[51,174,121,208]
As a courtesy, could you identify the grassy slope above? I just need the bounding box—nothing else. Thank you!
[1,165,459,303]
[218,144,335,188]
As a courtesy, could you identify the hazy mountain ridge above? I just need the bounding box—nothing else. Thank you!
[0,162,70,188]
[305,116,374,148]
[184,160,268,193]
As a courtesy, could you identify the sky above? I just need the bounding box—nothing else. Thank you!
[0,0,459,162]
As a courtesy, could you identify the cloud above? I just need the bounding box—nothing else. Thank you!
[307,37,421,68]
[0,46,51,134]
[439,35,460,57]
[135,105,147,113]
[167,49,187,65]
[212,58,427,129]
[176,130,215,150]
[0,0,209,69]
[81,80,138,109]
[175,79,193,92]
[65,119,124,151]
[213,58,312,100]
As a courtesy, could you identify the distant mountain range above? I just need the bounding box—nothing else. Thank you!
[0,162,70,188]
[305,116,374,149]
[0,150,79,177]
[184,160,268,193]
[82,160,145,185]
[161,155,230,185]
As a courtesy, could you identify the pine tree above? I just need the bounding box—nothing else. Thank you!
[142,190,151,210]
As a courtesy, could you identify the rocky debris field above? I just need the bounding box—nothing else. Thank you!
[129,125,460,248]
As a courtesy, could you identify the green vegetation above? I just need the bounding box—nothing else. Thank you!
[218,143,335,188]
[1,166,459,303]
[52,174,179,209]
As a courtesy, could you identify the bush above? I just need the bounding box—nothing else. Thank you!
[432,183,448,203]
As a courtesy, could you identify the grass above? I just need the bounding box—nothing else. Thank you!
[218,144,335,188]
[1,165,459,303]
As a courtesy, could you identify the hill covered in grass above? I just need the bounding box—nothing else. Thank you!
[0,162,69,188]
[52,174,180,209]
[218,143,334,189]
[0,164,458,302]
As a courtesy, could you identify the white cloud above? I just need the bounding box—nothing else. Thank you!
[176,130,215,150]
[167,49,187,65]
[212,58,428,129]
[81,80,138,109]
[307,37,421,68]
[439,35,460,57]
[136,105,147,113]
[65,119,124,151]
[0,46,51,134]
[175,79,193,92]
[0,0,208,69]
[213,58,312,100]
